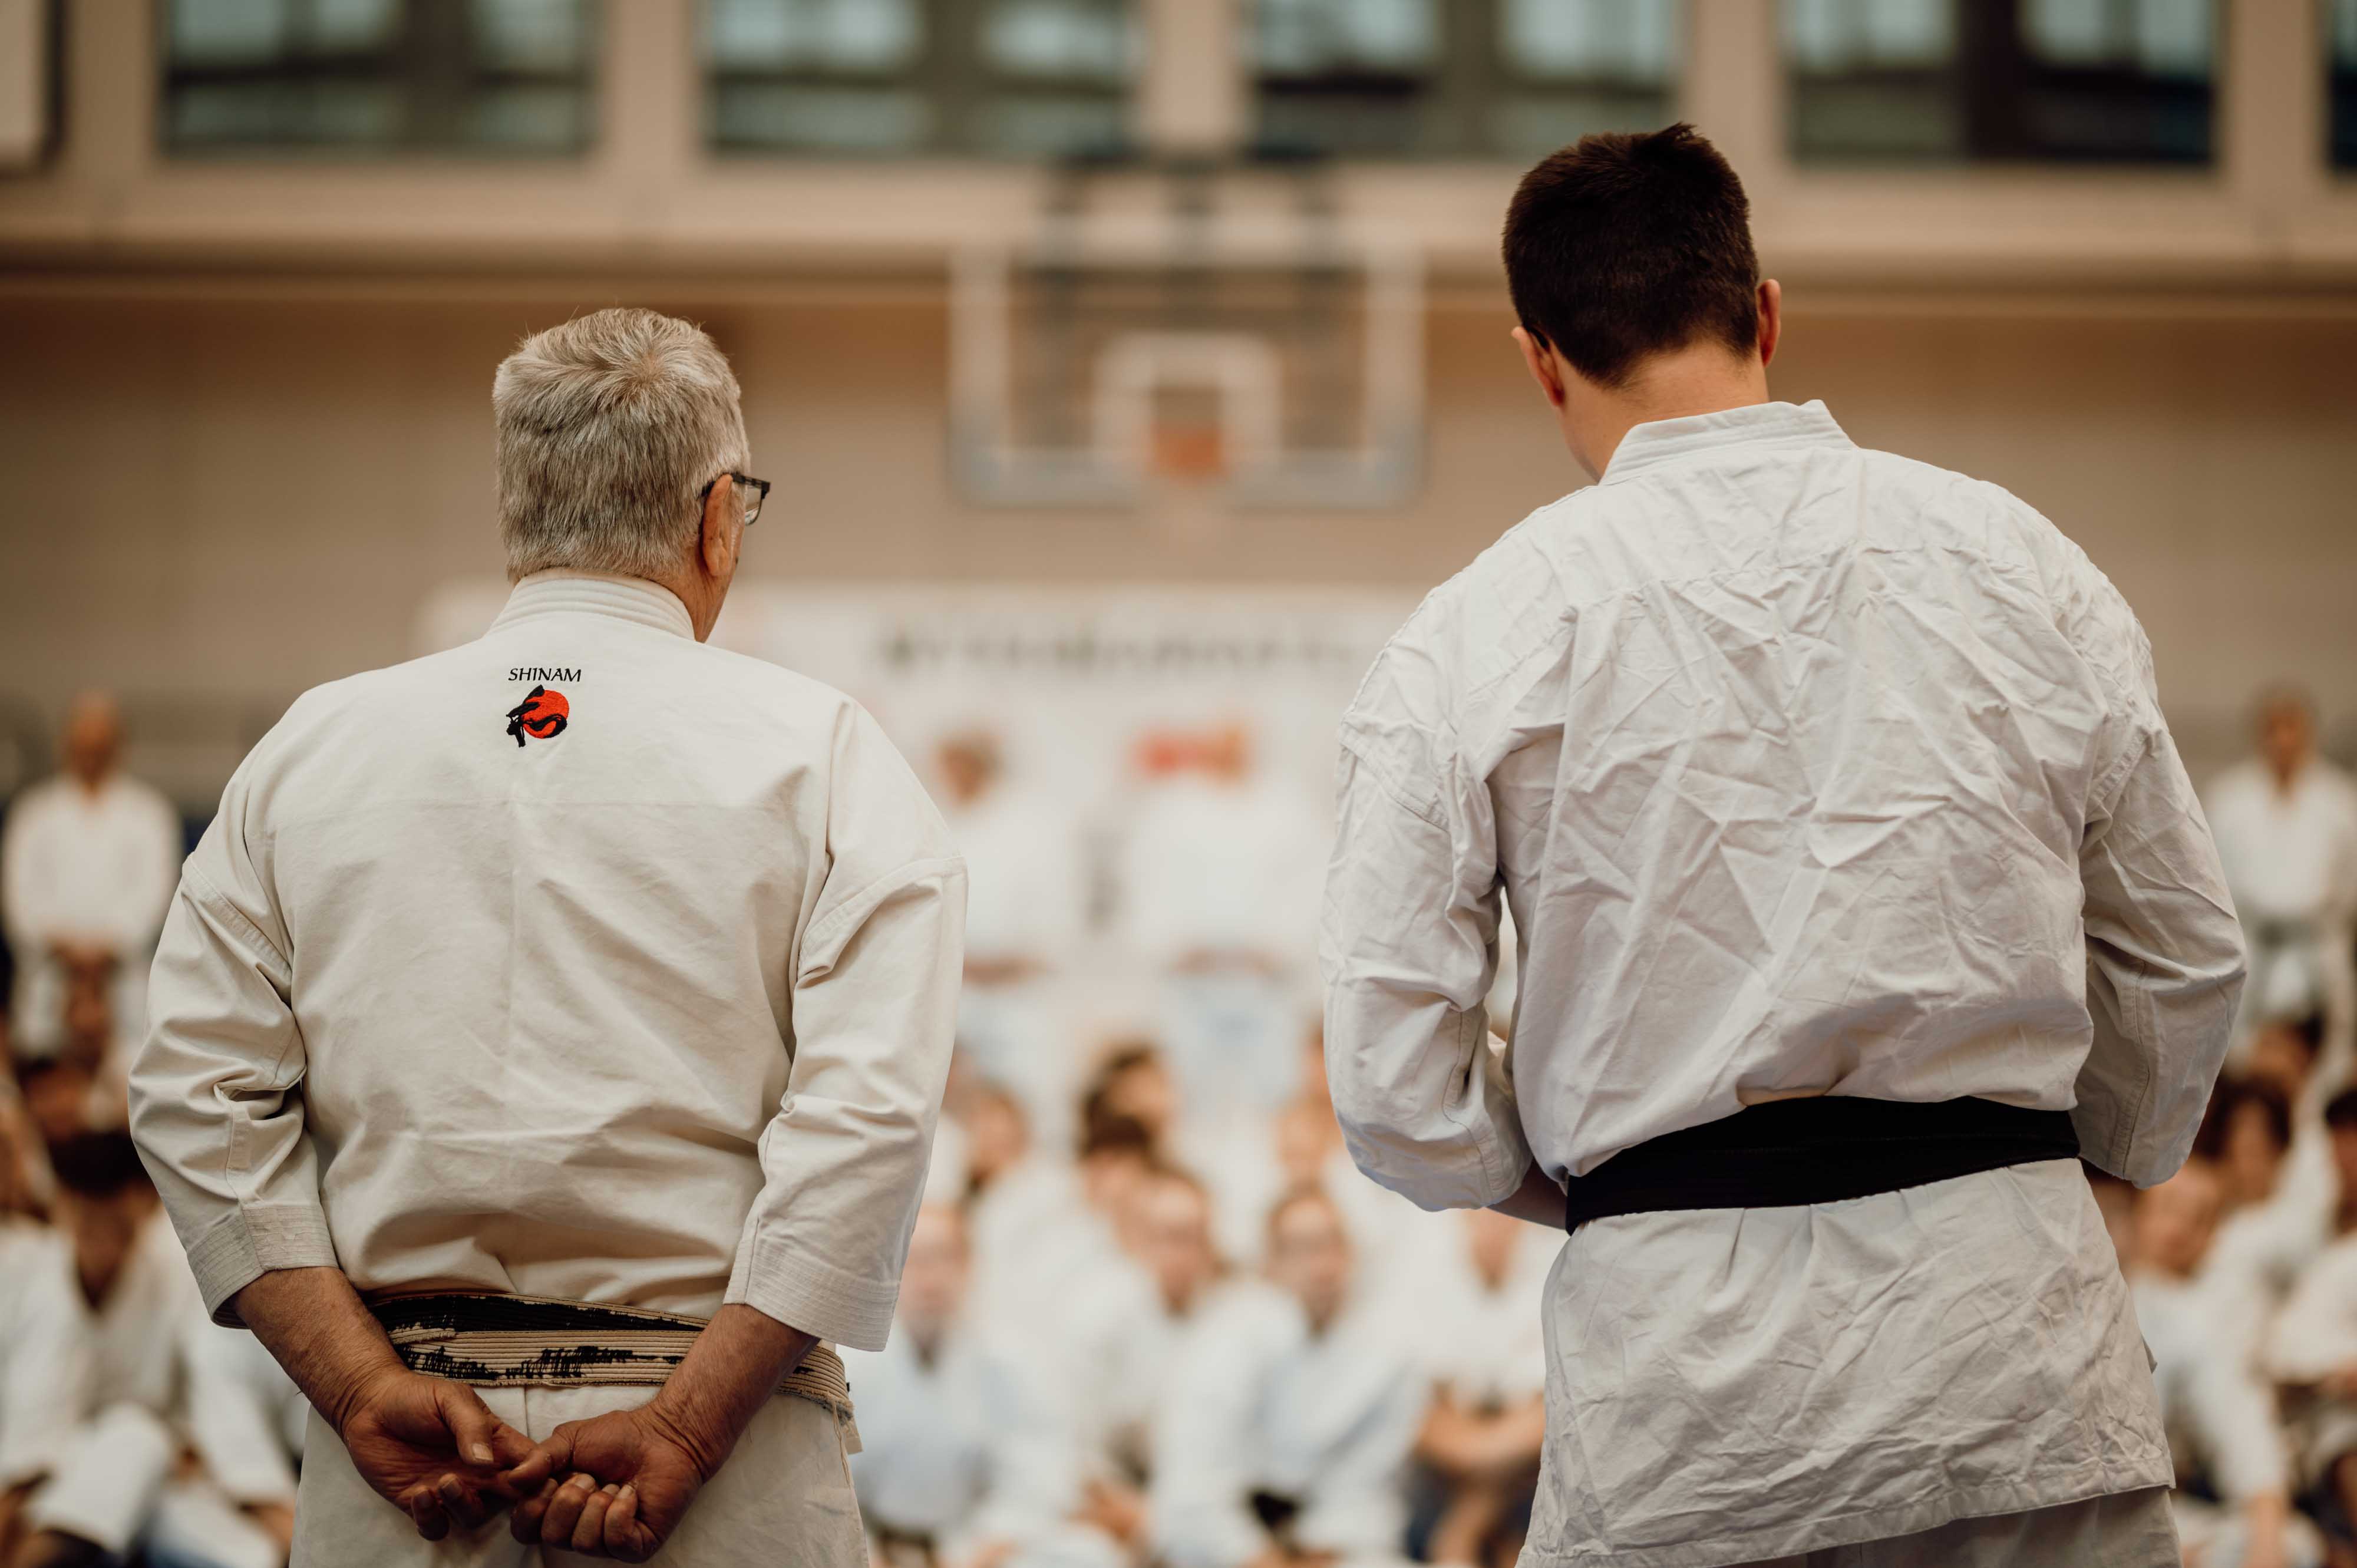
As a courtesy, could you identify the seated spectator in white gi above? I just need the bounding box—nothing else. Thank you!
[1,695,179,1096]
[2207,686,2357,1075]
[937,728,1092,1144]
[1056,1164,1229,1557]
[1408,1209,1551,1568]
[0,1207,88,1563]
[2127,1162,2319,1568]
[1116,724,1328,1118]
[0,1063,55,1222]
[15,1133,293,1568]
[2263,1088,2357,1541]
[972,1106,1158,1359]
[841,1206,1098,1568]
[1151,1186,1422,1568]
[1189,1022,1453,1305]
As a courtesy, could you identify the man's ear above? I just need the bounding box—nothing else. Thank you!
[1513,326,1569,412]
[699,474,738,579]
[1756,278,1783,368]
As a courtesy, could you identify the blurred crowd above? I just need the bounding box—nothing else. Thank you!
[2,682,2355,1568]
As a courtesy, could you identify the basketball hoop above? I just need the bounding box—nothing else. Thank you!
[950,154,1425,512]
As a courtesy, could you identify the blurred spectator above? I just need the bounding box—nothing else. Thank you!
[2202,1036,2345,1371]
[1407,1210,1550,1568]
[1,695,180,1115]
[1151,1186,1421,1568]
[1190,1022,1453,1302]
[2265,1090,2357,1559]
[13,1133,293,1568]
[1117,724,1326,1117]
[1057,1164,1230,1559]
[938,728,1094,1145]
[2206,686,2357,1080]
[2127,1164,2319,1568]
[972,1104,1157,1362]
[840,1205,1099,1568]
[0,1208,86,1564]
[2202,1078,2297,1215]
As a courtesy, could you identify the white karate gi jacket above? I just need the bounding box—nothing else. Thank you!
[1322,401,2244,1566]
[129,571,965,1353]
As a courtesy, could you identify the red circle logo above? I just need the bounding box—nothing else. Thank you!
[504,685,570,746]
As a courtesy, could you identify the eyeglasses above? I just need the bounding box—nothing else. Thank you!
[701,471,771,526]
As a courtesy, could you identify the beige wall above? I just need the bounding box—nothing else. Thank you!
[2,285,2353,796]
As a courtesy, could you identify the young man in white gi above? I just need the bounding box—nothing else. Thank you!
[128,308,965,1564]
[1321,125,2244,1567]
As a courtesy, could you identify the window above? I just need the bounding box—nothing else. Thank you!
[706,0,1138,157]
[1784,0,2214,165]
[160,0,596,153]
[2334,0,2357,169]
[1253,0,1675,160]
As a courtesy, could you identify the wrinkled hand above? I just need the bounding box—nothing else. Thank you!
[336,1368,548,1541]
[506,1404,708,1561]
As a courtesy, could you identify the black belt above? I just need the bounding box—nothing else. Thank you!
[1562,1095,2079,1232]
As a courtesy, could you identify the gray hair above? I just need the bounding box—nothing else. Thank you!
[494,308,748,582]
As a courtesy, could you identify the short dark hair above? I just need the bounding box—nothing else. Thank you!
[1076,1108,1155,1163]
[2195,1077,2292,1161]
[1503,123,1761,389]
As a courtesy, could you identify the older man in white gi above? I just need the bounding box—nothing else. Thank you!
[1322,126,2243,1567]
[128,307,965,1564]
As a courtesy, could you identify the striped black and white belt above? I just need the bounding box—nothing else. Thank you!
[367,1291,856,1432]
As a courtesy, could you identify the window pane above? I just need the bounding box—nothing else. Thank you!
[1253,0,1675,161]
[2333,0,2357,168]
[707,0,1137,157]
[1784,0,2214,165]
[160,0,598,154]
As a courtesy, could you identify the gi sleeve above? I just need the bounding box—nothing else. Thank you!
[2059,560,2244,1187]
[127,765,339,1325]
[724,704,965,1352]
[1320,643,1530,1212]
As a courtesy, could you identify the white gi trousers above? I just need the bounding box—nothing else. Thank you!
[292,1387,864,1567]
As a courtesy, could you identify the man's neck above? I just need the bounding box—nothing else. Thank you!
[2269,756,2308,795]
[1569,350,1772,477]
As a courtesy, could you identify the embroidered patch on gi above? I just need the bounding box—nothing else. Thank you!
[504,685,569,747]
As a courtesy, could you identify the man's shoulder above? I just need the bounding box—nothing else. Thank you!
[1342,492,1586,734]
[1853,445,2104,580]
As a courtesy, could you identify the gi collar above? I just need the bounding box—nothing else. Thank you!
[1600,399,1854,485]
[491,570,696,641]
